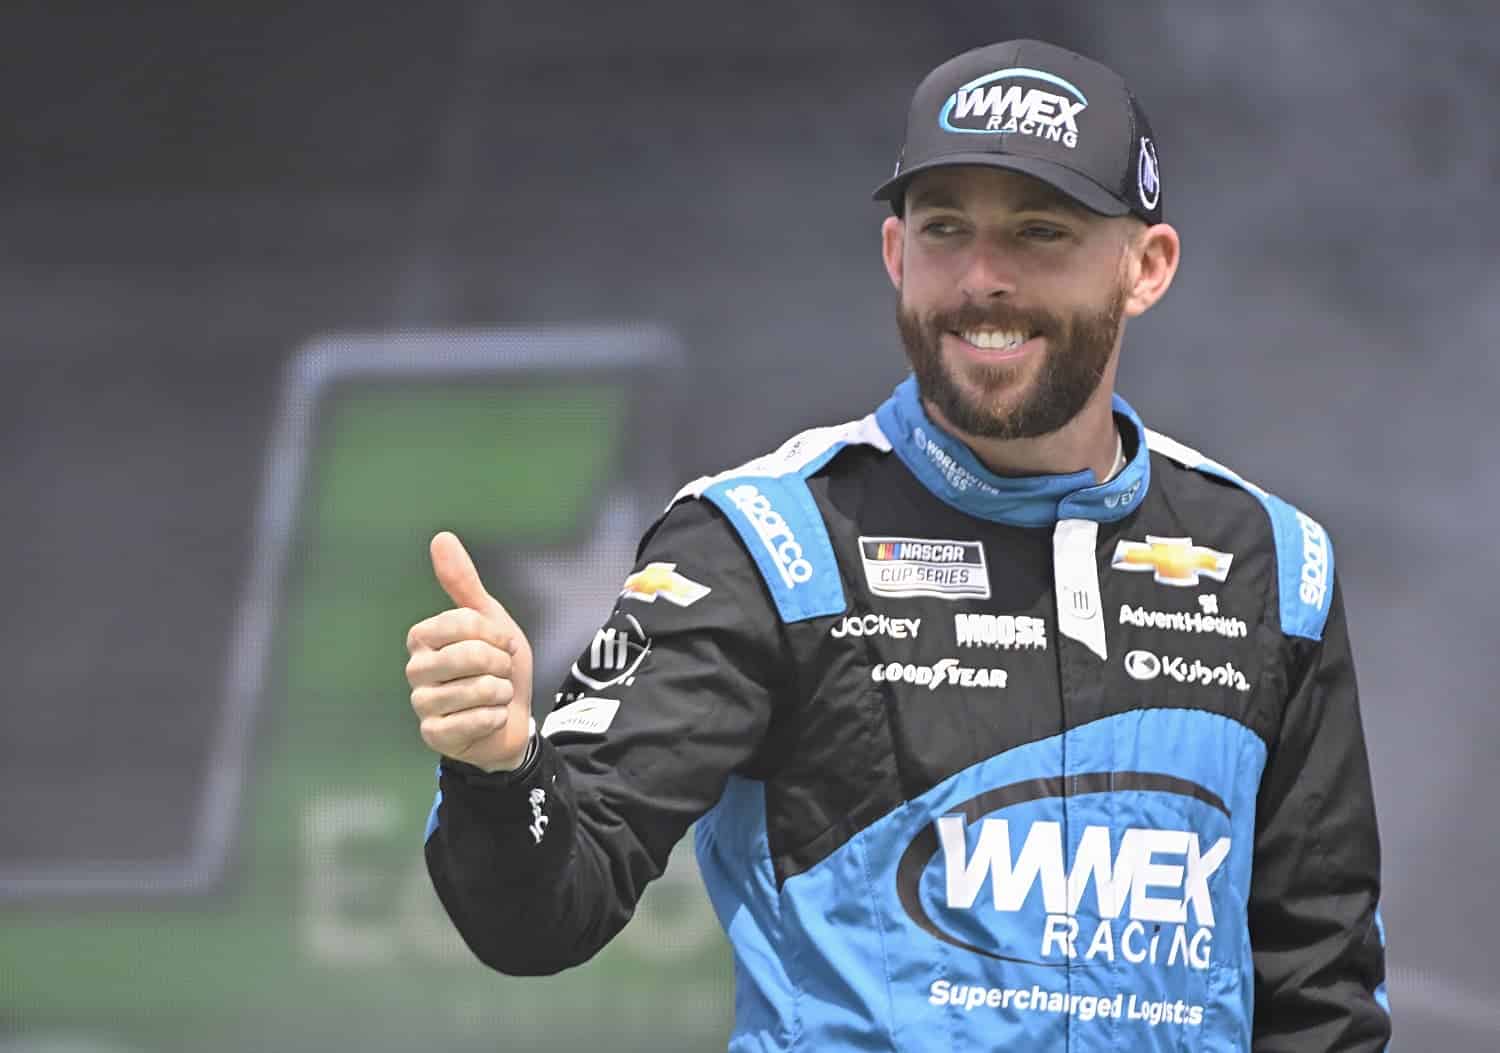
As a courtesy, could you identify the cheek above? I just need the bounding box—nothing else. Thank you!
[895,250,952,307]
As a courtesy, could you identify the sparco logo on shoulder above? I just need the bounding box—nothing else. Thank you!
[939,67,1088,148]
[1294,511,1329,609]
[725,484,814,589]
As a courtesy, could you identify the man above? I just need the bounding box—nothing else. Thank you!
[406,39,1391,1051]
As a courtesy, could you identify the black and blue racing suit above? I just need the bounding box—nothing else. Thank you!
[423,377,1391,1051]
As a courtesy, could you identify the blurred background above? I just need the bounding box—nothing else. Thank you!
[2,1,1496,1050]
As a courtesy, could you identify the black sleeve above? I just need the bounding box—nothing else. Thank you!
[1249,575,1391,1050]
[423,496,786,975]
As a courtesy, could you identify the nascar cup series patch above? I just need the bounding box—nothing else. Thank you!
[859,536,990,600]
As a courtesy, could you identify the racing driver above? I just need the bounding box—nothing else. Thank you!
[406,38,1391,1051]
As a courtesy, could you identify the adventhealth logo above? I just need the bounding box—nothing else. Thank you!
[940,67,1087,148]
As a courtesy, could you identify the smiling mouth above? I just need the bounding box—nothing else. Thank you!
[951,327,1041,351]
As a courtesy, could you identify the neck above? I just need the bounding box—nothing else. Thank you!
[922,375,1123,483]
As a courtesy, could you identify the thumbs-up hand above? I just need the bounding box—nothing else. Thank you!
[405,531,535,772]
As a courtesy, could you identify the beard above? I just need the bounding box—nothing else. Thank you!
[896,282,1125,440]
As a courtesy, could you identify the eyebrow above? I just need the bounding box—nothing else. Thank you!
[907,186,963,212]
[906,181,1088,218]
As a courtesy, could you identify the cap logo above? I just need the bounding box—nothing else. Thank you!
[938,67,1088,149]
[1137,137,1160,211]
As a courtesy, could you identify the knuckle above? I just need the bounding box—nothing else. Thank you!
[490,648,512,677]
[473,675,503,706]
[460,638,492,664]
[419,717,448,751]
[444,638,478,668]
[409,685,435,716]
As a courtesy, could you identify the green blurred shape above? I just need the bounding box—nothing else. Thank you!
[0,382,732,1053]
[314,384,624,545]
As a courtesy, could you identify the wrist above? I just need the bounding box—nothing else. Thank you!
[442,717,539,782]
[490,716,539,773]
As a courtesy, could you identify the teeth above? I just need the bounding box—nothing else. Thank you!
[960,329,1028,350]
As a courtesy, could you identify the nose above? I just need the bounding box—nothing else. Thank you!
[959,234,1019,301]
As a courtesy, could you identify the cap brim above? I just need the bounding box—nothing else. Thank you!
[872,153,1130,218]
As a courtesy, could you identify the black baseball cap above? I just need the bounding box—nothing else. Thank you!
[873,39,1163,224]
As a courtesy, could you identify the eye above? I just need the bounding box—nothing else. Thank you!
[1020,224,1067,242]
[920,218,966,238]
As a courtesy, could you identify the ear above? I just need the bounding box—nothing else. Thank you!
[1122,222,1181,318]
[881,215,905,291]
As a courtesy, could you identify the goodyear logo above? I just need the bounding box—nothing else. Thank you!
[939,67,1087,148]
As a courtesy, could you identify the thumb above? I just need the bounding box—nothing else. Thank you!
[430,531,501,616]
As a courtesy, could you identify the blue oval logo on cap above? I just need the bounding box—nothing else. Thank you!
[939,67,1089,149]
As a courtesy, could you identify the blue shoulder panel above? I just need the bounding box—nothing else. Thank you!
[1147,433,1335,641]
[1254,491,1335,642]
[702,473,845,623]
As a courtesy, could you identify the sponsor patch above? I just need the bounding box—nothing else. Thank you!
[620,562,711,607]
[1111,536,1232,588]
[938,67,1088,149]
[1118,604,1247,640]
[929,981,1203,1028]
[830,613,921,640]
[1137,136,1160,211]
[860,536,990,600]
[954,613,1047,650]
[723,483,814,590]
[911,426,1003,499]
[1123,649,1250,692]
[897,773,1231,991]
[571,612,652,690]
[1293,510,1328,609]
[871,658,1007,691]
[540,696,621,738]
[1104,475,1143,510]
[526,787,549,845]
[936,817,1228,967]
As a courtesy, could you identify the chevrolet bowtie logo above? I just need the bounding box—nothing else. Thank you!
[1111,536,1233,587]
[620,562,712,607]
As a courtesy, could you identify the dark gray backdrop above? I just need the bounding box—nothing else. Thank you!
[3,1,1496,1048]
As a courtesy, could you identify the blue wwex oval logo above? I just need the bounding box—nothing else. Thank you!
[895,773,1231,971]
[939,67,1088,148]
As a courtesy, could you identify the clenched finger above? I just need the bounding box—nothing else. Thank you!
[406,608,512,655]
[420,706,511,757]
[410,673,515,718]
[406,639,512,688]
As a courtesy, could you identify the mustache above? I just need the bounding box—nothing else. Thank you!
[922,300,1063,337]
